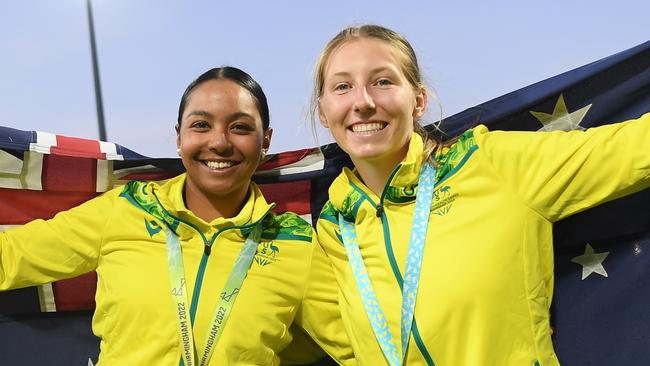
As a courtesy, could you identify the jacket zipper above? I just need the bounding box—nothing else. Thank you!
[181,208,273,325]
[152,189,274,324]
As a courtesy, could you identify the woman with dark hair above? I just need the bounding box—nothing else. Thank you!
[0,66,353,365]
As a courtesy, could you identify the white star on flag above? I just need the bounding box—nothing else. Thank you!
[530,94,592,131]
[571,243,610,280]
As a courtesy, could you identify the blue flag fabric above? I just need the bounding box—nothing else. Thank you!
[553,231,650,365]
[434,40,650,138]
[1,41,649,365]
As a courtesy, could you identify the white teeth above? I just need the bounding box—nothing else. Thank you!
[351,122,385,133]
[205,161,233,169]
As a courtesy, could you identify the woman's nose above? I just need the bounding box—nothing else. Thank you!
[353,86,376,113]
[208,130,233,153]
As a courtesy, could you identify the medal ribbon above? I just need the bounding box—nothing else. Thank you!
[339,163,435,366]
[166,223,263,366]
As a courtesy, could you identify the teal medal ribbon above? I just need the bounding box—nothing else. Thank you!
[339,163,435,366]
[166,223,263,366]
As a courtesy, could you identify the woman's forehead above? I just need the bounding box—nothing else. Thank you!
[324,38,404,77]
[183,80,260,118]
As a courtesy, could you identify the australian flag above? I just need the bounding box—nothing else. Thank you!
[1,41,649,365]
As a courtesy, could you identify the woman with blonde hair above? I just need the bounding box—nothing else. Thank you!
[313,24,650,365]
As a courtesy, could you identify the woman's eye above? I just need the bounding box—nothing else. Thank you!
[376,78,392,86]
[232,123,253,132]
[333,83,351,92]
[191,120,209,129]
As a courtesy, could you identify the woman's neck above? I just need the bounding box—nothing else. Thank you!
[184,184,249,223]
[353,161,392,197]
[352,149,407,197]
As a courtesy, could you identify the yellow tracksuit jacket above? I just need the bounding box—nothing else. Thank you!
[0,173,353,365]
[317,114,650,365]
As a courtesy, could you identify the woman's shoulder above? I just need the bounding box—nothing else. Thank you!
[437,127,479,159]
[117,175,183,207]
[433,127,481,182]
[114,179,179,226]
[316,200,339,225]
[261,210,313,243]
[117,180,156,206]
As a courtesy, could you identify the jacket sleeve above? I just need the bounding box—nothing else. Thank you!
[287,234,355,365]
[0,189,116,290]
[474,112,650,222]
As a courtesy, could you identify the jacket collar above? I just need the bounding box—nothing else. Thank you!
[328,133,425,218]
[141,173,274,239]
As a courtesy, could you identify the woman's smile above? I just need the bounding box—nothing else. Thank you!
[349,121,387,134]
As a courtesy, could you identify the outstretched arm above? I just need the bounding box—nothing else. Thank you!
[0,189,115,290]
[476,112,650,222]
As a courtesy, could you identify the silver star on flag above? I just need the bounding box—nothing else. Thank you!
[571,243,610,280]
[530,94,591,131]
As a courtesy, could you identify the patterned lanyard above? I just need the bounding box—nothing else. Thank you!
[339,163,435,366]
[165,223,263,366]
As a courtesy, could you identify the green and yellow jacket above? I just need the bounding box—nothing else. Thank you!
[317,114,650,366]
[1,173,353,365]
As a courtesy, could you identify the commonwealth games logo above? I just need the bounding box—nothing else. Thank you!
[254,241,280,266]
[430,185,458,216]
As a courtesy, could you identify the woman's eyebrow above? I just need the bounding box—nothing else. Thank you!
[328,66,394,79]
[226,112,256,122]
[185,110,212,119]
[369,66,394,75]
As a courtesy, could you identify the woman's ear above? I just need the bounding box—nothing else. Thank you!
[263,128,273,150]
[413,86,428,118]
[318,100,329,128]
[175,124,183,157]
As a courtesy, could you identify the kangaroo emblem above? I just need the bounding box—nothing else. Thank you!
[431,185,457,216]
[255,241,280,266]
[269,243,279,257]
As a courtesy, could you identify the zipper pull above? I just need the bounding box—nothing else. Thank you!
[376,204,384,217]
[204,244,212,256]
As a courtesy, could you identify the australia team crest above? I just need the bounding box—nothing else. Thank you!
[430,185,458,216]
[254,241,280,266]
